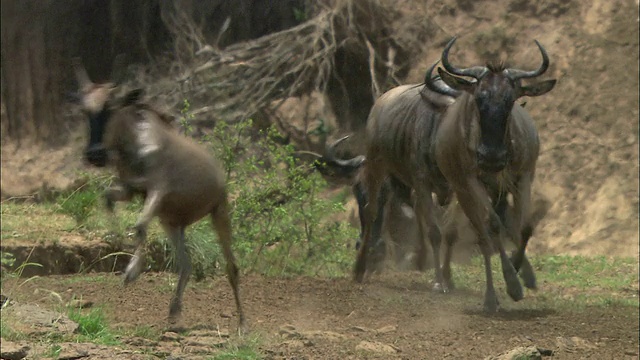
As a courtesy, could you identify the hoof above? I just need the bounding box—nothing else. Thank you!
[507,283,524,302]
[432,282,450,294]
[521,274,537,290]
[354,258,367,283]
[169,298,182,322]
[122,255,142,285]
[483,299,500,313]
[237,318,249,336]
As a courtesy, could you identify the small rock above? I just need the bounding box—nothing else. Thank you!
[189,329,229,338]
[220,312,232,318]
[57,348,90,360]
[183,336,227,348]
[375,325,397,334]
[355,340,400,354]
[0,341,30,360]
[302,330,348,341]
[279,339,313,349]
[182,345,213,354]
[161,331,181,342]
[279,324,302,339]
[66,299,93,309]
[555,336,597,352]
[350,326,370,333]
[484,346,544,360]
[123,336,158,347]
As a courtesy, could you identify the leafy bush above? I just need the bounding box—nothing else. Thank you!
[204,119,357,277]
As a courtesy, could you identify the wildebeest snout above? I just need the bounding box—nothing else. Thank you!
[85,144,108,167]
[477,144,507,172]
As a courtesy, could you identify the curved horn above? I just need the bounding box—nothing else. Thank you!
[325,135,351,161]
[441,36,487,79]
[424,60,461,97]
[506,40,550,81]
[72,57,92,89]
[295,150,323,159]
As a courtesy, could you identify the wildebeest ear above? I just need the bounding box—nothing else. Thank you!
[519,79,556,97]
[437,67,475,93]
[121,88,145,106]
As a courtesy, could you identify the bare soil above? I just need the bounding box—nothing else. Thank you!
[3,272,639,359]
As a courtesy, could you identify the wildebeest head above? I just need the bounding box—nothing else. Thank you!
[72,56,144,167]
[309,135,365,186]
[437,37,556,172]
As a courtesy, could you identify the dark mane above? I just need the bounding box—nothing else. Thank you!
[486,60,508,73]
[134,102,176,128]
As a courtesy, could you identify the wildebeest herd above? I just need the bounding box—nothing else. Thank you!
[71,36,555,332]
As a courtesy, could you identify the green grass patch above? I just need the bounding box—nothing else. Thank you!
[443,254,639,310]
[212,334,264,360]
[67,306,120,345]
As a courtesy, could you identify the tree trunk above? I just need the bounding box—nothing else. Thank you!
[1,1,70,145]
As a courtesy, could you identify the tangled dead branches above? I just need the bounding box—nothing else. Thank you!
[154,0,400,130]
[175,8,339,123]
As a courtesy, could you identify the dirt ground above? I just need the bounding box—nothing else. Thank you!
[3,272,639,359]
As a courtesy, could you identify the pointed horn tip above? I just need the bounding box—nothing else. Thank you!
[295,150,323,159]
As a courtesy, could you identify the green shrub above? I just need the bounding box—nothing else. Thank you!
[202,119,357,277]
[67,306,119,344]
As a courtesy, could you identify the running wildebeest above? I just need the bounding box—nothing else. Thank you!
[354,36,555,312]
[311,136,421,270]
[314,126,516,275]
[431,37,555,311]
[72,58,246,329]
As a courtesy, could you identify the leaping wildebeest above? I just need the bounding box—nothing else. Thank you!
[355,36,555,312]
[72,58,246,330]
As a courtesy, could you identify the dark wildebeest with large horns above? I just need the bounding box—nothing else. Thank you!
[72,58,246,330]
[355,36,555,312]
[313,98,517,274]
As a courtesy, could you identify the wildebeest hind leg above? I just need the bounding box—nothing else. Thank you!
[414,187,447,292]
[210,199,246,333]
[163,224,191,323]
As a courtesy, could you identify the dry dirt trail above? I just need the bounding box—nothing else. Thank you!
[2,272,639,359]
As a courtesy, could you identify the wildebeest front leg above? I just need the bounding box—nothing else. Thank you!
[455,178,523,312]
[123,189,163,285]
[162,223,191,323]
[103,183,135,235]
[508,174,537,289]
[354,168,384,283]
